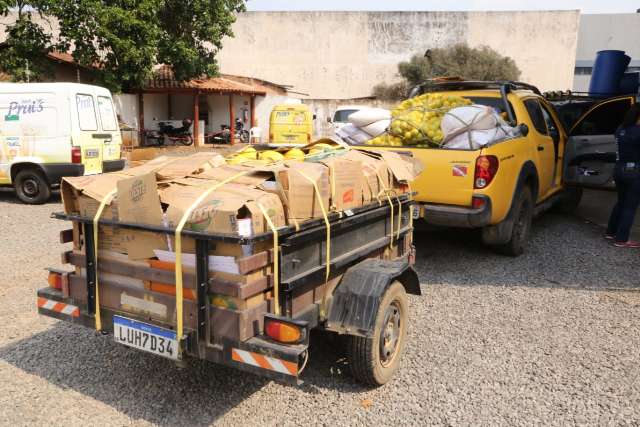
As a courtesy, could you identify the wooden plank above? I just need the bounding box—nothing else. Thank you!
[59,229,74,244]
[69,251,196,289]
[69,251,270,298]
[236,250,272,274]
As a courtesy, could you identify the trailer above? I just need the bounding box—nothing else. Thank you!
[39,191,419,386]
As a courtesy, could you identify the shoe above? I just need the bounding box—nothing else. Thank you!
[604,234,615,240]
[613,240,640,248]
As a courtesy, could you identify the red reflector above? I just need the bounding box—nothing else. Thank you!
[48,271,62,289]
[474,155,499,189]
[265,319,303,344]
[472,197,486,209]
[71,146,82,164]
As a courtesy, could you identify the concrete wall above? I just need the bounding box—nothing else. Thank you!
[218,11,580,99]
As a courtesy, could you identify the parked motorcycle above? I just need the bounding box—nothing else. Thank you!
[143,119,194,146]
[207,119,250,144]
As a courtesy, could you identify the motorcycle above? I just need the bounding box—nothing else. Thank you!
[207,119,250,144]
[143,119,194,146]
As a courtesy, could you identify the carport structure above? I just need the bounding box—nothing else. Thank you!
[140,65,267,145]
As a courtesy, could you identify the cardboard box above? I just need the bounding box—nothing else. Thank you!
[276,161,330,221]
[155,152,225,180]
[341,150,392,203]
[317,156,365,211]
[161,182,286,237]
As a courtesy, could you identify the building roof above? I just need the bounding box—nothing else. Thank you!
[144,65,267,95]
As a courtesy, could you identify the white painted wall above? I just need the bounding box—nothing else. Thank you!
[143,93,168,130]
[113,93,138,128]
[169,94,193,121]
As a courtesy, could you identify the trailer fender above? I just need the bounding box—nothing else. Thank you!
[325,258,420,338]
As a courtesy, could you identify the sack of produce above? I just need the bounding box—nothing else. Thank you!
[440,105,497,137]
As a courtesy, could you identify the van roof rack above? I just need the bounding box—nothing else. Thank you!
[409,80,541,97]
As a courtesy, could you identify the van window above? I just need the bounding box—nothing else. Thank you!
[523,99,548,135]
[76,94,97,130]
[97,96,117,131]
[571,98,633,136]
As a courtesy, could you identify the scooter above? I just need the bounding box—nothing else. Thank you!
[144,119,194,146]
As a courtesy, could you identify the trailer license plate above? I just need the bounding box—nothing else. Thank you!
[85,148,99,158]
[113,316,178,360]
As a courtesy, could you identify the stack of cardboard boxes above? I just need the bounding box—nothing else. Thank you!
[60,146,421,341]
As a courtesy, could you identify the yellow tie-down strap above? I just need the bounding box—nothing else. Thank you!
[295,169,331,283]
[255,202,281,316]
[174,171,250,343]
[92,188,118,331]
[375,172,399,249]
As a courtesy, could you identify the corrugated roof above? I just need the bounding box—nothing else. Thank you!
[145,65,266,95]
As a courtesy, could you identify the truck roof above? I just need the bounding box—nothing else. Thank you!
[0,82,113,96]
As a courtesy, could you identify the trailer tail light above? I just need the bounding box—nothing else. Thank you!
[71,146,82,163]
[48,271,63,289]
[474,155,498,189]
[264,315,307,344]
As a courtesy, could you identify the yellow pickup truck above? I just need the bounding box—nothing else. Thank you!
[360,81,636,256]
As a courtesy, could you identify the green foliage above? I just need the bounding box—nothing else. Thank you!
[0,1,55,82]
[372,81,408,101]
[0,0,246,91]
[374,44,522,100]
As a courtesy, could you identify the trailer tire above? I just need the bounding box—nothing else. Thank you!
[346,281,408,386]
[14,168,51,204]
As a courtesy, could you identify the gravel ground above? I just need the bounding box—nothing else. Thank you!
[1,188,639,426]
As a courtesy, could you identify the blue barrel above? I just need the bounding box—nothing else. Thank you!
[588,50,631,96]
[619,72,640,95]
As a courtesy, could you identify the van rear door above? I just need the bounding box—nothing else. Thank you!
[96,94,122,162]
[74,92,103,175]
[563,96,635,188]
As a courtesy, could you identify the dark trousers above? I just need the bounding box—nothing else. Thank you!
[607,164,640,242]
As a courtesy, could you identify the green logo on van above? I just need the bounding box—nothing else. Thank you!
[4,114,19,121]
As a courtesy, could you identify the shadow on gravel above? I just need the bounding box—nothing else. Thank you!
[413,212,640,291]
[0,324,367,425]
[0,188,62,205]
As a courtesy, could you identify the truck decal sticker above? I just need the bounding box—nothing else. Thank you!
[4,98,44,121]
[452,165,468,177]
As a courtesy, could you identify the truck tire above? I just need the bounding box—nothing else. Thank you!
[346,281,408,386]
[14,168,51,204]
[554,187,583,214]
[494,186,533,257]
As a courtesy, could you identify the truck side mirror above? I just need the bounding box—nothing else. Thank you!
[518,123,529,136]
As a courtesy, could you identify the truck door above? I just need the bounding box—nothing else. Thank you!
[523,98,556,199]
[74,93,103,175]
[563,96,635,188]
[96,95,122,162]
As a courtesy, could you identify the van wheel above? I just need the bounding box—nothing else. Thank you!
[494,186,533,257]
[346,281,408,386]
[14,169,51,204]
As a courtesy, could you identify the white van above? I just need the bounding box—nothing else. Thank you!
[0,82,124,203]
[328,105,365,133]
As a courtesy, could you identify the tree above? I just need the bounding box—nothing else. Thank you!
[374,44,522,100]
[0,0,246,91]
[0,1,55,82]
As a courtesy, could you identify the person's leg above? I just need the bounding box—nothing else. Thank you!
[607,171,626,236]
[614,173,640,243]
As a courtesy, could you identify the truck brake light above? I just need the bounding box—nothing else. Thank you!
[71,146,82,164]
[474,155,498,189]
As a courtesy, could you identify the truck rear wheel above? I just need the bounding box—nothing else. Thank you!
[14,168,51,204]
[494,186,533,257]
[346,281,408,386]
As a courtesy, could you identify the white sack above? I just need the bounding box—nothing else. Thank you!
[335,124,374,145]
[444,127,509,150]
[360,119,390,137]
[349,108,392,127]
[441,105,497,137]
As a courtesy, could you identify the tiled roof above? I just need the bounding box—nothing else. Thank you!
[144,64,267,95]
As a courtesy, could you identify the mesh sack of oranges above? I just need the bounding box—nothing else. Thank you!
[367,93,472,147]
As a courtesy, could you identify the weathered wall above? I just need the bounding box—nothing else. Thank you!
[218,11,580,99]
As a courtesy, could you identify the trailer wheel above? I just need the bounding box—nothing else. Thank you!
[14,168,51,204]
[346,280,408,386]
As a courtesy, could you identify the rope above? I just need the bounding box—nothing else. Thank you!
[92,188,118,331]
[174,171,251,344]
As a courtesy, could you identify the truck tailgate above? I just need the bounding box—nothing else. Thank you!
[392,148,478,206]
